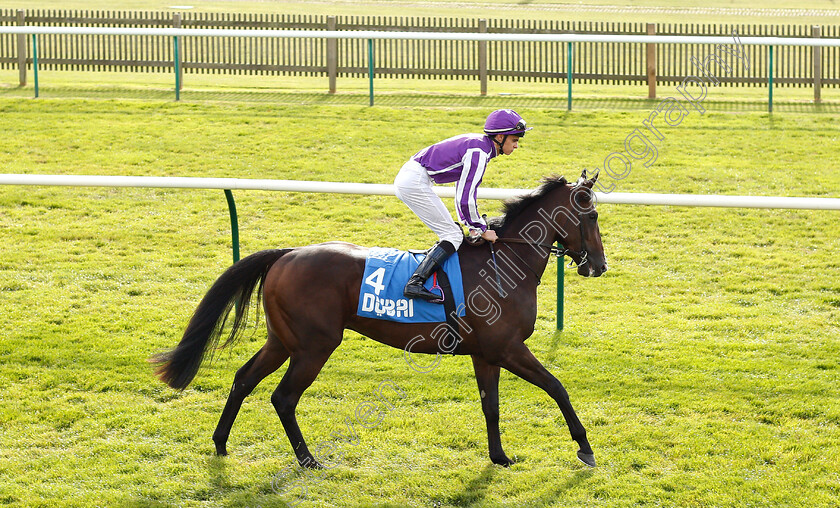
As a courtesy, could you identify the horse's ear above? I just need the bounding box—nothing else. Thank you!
[575,169,587,185]
[590,169,600,183]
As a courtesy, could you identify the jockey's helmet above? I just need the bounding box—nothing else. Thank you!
[483,109,532,137]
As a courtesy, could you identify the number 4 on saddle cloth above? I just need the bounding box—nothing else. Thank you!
[356,247,466,323]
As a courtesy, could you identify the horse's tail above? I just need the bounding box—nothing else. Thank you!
[151,248,291,390]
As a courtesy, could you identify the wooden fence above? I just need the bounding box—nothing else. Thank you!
[1,9,838,99]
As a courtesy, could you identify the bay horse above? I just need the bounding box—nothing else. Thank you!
[152,171,607,468]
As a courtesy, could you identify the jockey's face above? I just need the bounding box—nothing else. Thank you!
[494,134,520,156]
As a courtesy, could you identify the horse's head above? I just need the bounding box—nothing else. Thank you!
[495,172,608,278]
[567,170,608,277]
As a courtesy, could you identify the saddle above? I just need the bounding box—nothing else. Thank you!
[356,247,465,355]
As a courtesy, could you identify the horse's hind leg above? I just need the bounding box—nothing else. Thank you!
[270,342,339,469]
[213,333,289,456]
[471,355,514,467]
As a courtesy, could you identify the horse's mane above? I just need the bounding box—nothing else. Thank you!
[488,175,569,230]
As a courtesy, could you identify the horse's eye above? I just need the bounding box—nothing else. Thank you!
[589,212,598,220]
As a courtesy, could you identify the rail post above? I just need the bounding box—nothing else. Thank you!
[368,38,374,106]
[567,42,573,111]
[557,242,565,330]
[224,190,240,264]
[173,13,183,97]
[173,36,181,101]
[32,34,39,98]
[768,45,774,113]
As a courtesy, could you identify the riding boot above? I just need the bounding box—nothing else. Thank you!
[403,241,456,303]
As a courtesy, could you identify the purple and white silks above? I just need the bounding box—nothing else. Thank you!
[411,133,497,232]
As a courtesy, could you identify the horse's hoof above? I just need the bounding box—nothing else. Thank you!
[300,458,325,469]
[215,445,228,456]
[577,450,596,468]
[491,455,515,467]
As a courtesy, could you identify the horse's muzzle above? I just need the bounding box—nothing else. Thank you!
[579,261,608,277]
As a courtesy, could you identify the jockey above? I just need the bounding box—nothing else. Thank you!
[394,109,532,303]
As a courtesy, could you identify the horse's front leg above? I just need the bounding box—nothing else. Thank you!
[471,355,514,467]
[497,342,596,467]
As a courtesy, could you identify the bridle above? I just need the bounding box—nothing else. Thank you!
[492,211,591,285]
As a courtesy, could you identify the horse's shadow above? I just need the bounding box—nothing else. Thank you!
[443,463,595,507]
[532,468,596,505]
[541,328,573,365]
[207,455,229,490]
[442,464,498,506]
[200,455,595,507]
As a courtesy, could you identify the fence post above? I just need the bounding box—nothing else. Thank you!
[173,13,183,92]
[478,19,487,96]
[327,16,337,94]
[16,10,26,87]
[812,25,822,104]
[646,23,656,99]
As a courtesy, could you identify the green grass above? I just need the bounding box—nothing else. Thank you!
[3,69,839,114]
[0,99,838,507]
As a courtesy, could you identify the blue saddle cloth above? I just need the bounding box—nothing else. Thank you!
[357,247,466,323]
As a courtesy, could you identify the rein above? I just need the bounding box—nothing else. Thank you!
[494,237,568,257]
[493,215,591,285]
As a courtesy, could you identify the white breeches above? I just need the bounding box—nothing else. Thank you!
[394,159,463,249]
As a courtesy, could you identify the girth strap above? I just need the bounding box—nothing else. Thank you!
[432,269,461,356]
